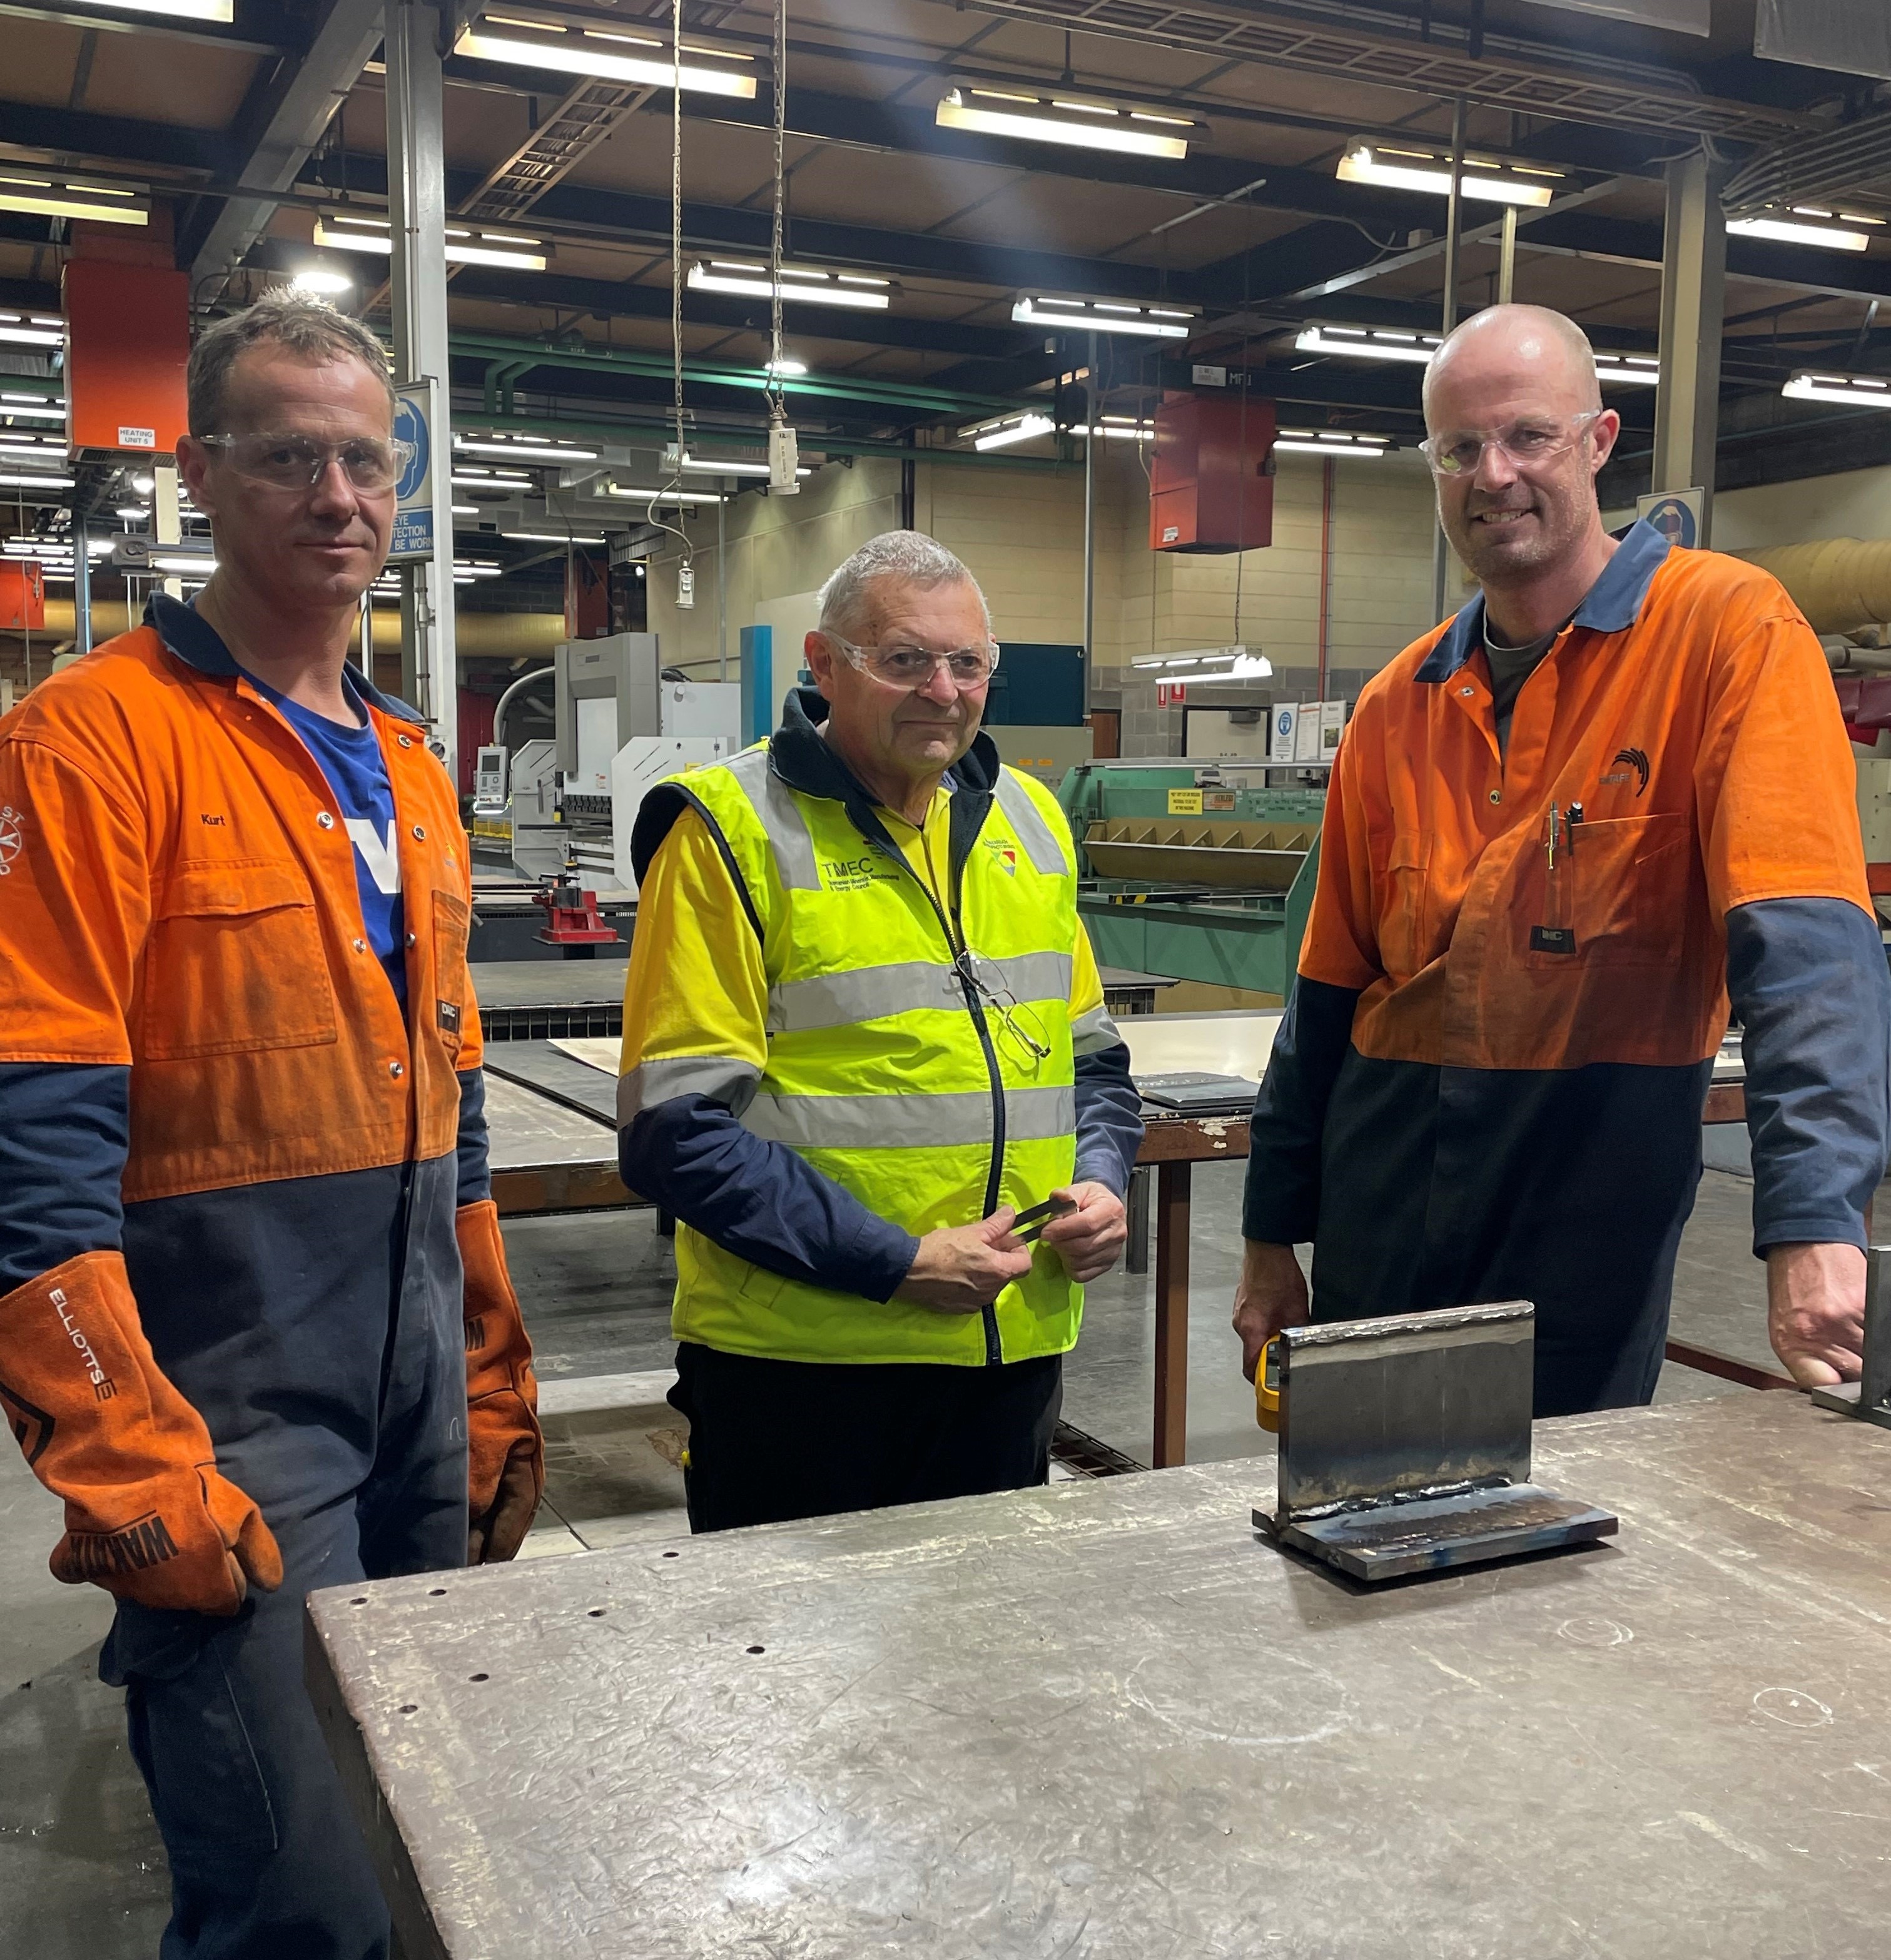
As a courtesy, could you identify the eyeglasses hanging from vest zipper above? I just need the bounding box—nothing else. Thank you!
[954,950,1052,1060]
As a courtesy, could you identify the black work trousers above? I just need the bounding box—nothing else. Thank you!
[669,1341,1062,1533]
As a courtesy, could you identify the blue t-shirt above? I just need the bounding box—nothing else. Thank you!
[248,669,408,1010]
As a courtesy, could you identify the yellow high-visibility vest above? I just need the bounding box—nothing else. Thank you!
[638,742,1083,1366]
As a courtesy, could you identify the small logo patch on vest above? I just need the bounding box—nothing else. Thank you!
[985,838,1018,875]
[438,1000,460,1034]
[820,853,898,893]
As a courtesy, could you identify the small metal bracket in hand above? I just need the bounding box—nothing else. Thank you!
[1808,1244,1891,1431]
[1252,1302,1618,1583]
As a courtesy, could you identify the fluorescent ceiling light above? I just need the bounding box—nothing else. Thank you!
[154,556,217,574]
[959,412,1055,451]
[1295,323,1440,365]
[1593,353,1662,386]
[0,315,64,348]
[1274,428,1390,456]
[1728,215,1870,253]
[936,87,1189,161]
[450,504,479,515]
[500,531,609,545]
[71,1,231,19]
[289,267,353,297]
[0,440,64,459]
[114,505,148,520]
[451,470,534,487]
[688,262,890,310]
[764,357,808,377]
[1336,141,1556,208]
[1781,370,1891,409]
[1132,643,1271,677]
[455,439,598,462]
[314,220,547,272]
[1069,420,1157,440]
[0,176,150,227]
[604,485,729,505]
[1013,296,1194,338]
[0,405,63,421]
[457,28,756,99]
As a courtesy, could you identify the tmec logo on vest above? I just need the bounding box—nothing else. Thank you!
[821,854,896,892]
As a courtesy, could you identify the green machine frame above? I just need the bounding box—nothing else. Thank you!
[1057,761,1326,1002]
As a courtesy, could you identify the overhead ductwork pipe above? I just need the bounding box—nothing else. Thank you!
[1735,539,1891,636]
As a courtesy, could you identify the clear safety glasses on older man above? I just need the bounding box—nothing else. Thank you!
[824,632,1001,691]
[1419,409,1605,478]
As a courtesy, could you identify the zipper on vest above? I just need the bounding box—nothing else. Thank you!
[849,803,1008,1366]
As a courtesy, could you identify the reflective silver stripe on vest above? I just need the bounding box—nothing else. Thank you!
[768,950,1075,1034]
[741,1084,1075,1150]
[724,745,820,891]
[993,771,1071,877]
[617,1054,761,1125]
[768,960,961,1033]
[968,948,1072,1005]
[1069,1000,1125,1056]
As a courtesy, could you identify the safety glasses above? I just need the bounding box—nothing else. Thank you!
[826,632,1001,692]
[1419,409,1604,478]
[198,431,415,494]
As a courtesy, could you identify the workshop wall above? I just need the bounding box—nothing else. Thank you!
[637,439,1441,698]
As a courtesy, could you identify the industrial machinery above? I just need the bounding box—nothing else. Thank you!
[473,635,740,888]
[555,634,739,890]
[1058,760,1325,1000]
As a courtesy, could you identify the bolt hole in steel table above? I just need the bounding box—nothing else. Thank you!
[306,1392,1890,1960]
[482,1020,1765,1470]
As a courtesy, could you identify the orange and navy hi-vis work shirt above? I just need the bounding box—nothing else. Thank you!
[1244,521,1891,1414]
[0,595,488,1565]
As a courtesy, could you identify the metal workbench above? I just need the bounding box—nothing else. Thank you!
[308,1392,1890,1960]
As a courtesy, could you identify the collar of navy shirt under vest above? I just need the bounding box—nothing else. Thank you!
[631,684,1005,896]
[1415,517,1673,686]
[144,591,430,725]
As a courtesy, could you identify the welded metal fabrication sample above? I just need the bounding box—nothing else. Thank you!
[1253,1303,1618,1581]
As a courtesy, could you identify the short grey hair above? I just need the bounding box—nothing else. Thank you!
[816,530,991,641]
[188,295,395,435]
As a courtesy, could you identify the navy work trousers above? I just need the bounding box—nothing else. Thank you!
[103,1155,470,1959]
[671,1340,1063,1533]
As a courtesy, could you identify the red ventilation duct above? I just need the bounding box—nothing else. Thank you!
[1149,392,1276,554]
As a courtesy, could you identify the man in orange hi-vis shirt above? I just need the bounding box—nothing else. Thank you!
[0,297,540,1958]
[1235,304,1890,1416]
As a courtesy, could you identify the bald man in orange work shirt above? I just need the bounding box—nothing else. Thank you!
[1235,305,1890,1414]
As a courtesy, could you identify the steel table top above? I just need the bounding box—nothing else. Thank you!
[308,1393,1890,1959]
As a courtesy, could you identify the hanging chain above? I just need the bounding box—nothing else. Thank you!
[670,0,687,485]
[768,0,788,424]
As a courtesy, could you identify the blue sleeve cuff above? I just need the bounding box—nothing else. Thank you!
[1242,978,1361,1246]
[1728,897,1891,1259]
[1073,1041,1143,1200]
[621,1093,919,1303]
[0,1063,129,1290]
[455,1067,493,1207]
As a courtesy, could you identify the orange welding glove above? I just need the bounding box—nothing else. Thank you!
[0,1251,283,1615]
[459,1199,544,1564]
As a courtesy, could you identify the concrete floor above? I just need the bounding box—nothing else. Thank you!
[0,1164,1783,1954]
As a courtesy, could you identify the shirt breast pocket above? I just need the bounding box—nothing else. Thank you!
[1528,813,1691,970]
[142,860,338,1060]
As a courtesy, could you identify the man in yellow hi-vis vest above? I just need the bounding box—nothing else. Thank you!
[620,532,1143,1531]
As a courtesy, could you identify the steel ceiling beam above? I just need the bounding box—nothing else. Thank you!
[185,0,387,298]
[955,1,1815,144]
